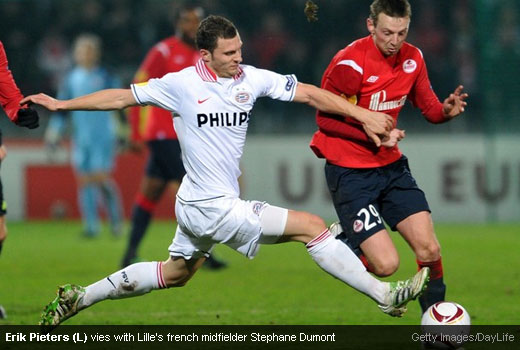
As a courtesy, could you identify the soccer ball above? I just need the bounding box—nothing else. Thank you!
[421,302,471,349]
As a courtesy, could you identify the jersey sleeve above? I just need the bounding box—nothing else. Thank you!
[316,57,369,143]
[316,114,372,144]
[408,58,445,123]
[323,59,363,98]
[131,73,183,112]
[0,41,24,121]
[251,68,297,102]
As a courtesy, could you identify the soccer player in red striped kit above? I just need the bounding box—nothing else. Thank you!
[122,5,226,269]
[311,0,468,314]
[0,40,40,318]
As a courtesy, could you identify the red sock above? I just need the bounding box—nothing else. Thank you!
[359,254,374,273]
[135,193,157,213]
[417,258,444,280]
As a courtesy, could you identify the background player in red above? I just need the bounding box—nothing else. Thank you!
[122,5,226,269]
[0,40,40,318]
[311,0,468,314]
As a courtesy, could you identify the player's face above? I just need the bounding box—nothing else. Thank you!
[178,10,201,41]
[367,13,410,57]
[204,34,243,78]
[74,42,100,69]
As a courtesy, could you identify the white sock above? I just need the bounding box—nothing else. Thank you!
[306,230,389,304]
[78,261,167,309]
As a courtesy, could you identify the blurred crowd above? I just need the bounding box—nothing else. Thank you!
[1,0,519,136]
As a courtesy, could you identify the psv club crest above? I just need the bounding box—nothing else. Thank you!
[235,92,250,103]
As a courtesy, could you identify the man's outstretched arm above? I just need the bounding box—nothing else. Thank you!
[293,82,393,146]
[20,89,138,112]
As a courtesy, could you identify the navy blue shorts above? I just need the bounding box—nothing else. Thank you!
[146,139,185,182]
[325,156,430,254]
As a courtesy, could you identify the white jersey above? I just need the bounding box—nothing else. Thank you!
[132,59,297,201]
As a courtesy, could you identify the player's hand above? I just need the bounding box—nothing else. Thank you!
[380,129,405,148]
[20,93,60,112]
[15,107,40,129]
[361,111,394,147]
[442,85,468,120]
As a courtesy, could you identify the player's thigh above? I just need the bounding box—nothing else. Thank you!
[278,209,325,244]
[396,211,440,260]
[360,229,400,276]
[168,218,215,260]
[381,157,438,259]
[380,156,431,231]
[172,196,268,259]
[325,163,387,255]
[243,202,324,244]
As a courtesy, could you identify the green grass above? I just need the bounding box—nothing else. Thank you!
[0,220,518,325]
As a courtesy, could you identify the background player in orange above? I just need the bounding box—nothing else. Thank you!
[0,40,40,318]
[122,5,226,269]
[311,0,468,314]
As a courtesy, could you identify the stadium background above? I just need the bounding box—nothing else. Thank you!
[0,0,519,329]
[1,0,519,223]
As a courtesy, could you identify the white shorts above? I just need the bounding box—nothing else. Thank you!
[169,195,288,259]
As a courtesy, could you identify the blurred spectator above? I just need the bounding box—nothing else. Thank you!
[249,12,290,69]
[488,0,520,120]
[44,34,123,238]
[36,29,72,95]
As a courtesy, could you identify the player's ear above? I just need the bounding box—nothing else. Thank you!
[200,49,211,62]
[367,18,375,35]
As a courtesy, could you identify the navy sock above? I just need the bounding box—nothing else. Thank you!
[417,258,446,313]
[122,204,152,266]
[419,276,446,313]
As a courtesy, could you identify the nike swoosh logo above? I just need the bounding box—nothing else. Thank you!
[198,97,211,104]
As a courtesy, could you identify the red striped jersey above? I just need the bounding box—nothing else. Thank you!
[0,41,24,122]
[310,35,445,168]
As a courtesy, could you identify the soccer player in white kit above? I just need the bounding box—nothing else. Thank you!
[22,16,429,327]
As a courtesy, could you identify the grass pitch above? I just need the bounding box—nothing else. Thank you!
[0,220,518,325]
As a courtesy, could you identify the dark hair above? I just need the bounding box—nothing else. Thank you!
[369,0,412,26]
[176,4,205,22]
[196,15,238,52]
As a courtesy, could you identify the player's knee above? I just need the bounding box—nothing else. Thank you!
[306,213,327,238]
[371,258,400,277]
[415,242,441,262]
